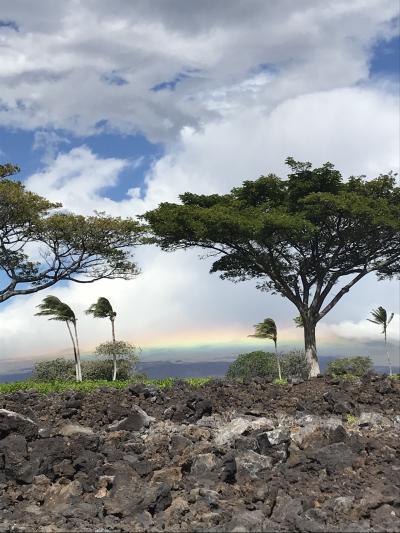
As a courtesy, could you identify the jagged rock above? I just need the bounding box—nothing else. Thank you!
[358,412,391,427]
[307,442,356,474]
[59,424,94,436]
[236,450,273,479]
[108,406,154,431]
[215,417,274,446]
[0,409,38,440]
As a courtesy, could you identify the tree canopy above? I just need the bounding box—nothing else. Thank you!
[0,164,143,303]
[143,158,400,376]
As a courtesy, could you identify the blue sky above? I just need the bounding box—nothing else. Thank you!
[0,2,399,370]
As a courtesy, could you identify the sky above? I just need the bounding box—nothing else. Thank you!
[0,1,399,372]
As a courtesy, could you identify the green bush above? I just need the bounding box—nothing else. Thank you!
[81,359,133,381]
[33,358,75,381]
[280,350,310,380]
[226,351,280,380]
[227,350,310,381]
[326,356,373,377]
[33,358,136,382]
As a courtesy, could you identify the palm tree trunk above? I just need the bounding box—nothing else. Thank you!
[384,329,392,376]
[303,319,320,377]
[66,322,79,381]
[274,341,282,380]
[73,321,82,382]
[111,317,117,381]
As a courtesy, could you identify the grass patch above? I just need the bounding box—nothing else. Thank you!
[0,376,213,394]
[346,414,359,425]
[273,378,288,385]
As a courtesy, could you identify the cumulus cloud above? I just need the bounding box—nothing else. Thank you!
[0,1,398,140]
[0,2,399,366]
[326,314,400,343]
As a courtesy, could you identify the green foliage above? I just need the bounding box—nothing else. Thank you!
[326,356,373,377]
[227,349,310,381]
[144,159,400,373]
[86,297,116,319]
[33,358,75,381]
[346,414,359,425]
[273,378,288,385]
[35,296,76,324]
[0,377,213,394]
[81,360,133,381]
[0,163,142,304]
[293,316,304,328]
[95,340,140,363]
[248,318,277,345]
[226,351,280,380]
[368,306,394,334]
[33,358,135,382]
[280,350,310,379]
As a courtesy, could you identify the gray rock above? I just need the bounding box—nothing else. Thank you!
[236,450,273,478]
[358,412,391,427]
[309,442,355,474]
[229,510,265,532]
[215,417,274,446]
[108,406,154,432]
[271,493,303,523]
[59,424,94,437]
[0,409,38,440]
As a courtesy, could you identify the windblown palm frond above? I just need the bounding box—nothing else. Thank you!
[367,306,394,334]
[85,297,116,319]
[35,296,76,323]
[248,318,277,343]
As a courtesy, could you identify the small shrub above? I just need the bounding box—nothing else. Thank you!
[81,359,133,381]
[33,358,75,381]
[227,350,310,381]
[326,356,373,377]
[226,351,279,380]
[280,350,310,380]
[33,358,136,382]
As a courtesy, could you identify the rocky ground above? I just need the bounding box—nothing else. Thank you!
[0,374,399,532]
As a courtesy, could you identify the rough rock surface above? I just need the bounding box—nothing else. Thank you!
[0,375,399,532]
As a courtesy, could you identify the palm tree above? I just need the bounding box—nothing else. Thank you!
[367,306,394,376]
[248,318,282,380]
[35,296,82,381]
[86,297,118,380]
[293,316,304,328]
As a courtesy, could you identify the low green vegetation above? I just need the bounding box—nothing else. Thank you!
[346,414,359,425]
[326,356,373,377]
[226,350,310,381]
[33,358,138,382]
[0,376,212,394]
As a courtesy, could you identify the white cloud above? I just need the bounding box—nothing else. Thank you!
[326,314,400,343]
[0,2,399,367]
[0,1,398,140]
[3,83,398,365]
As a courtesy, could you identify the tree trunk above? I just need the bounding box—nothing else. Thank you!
[274,342,282,380]
[384,331,392,376]
[111,317,116,381]
[66,322,79,381]
[73,322,82,382]
[111,317,116,343]
[112,354,117,382]
[303,319,320,377]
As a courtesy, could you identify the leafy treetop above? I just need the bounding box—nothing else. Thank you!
[0,164,143,303]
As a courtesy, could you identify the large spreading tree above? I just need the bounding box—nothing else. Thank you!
[0,163,142,305]
[143,158,400,376]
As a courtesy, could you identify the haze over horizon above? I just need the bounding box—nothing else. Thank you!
[0,1,399,372]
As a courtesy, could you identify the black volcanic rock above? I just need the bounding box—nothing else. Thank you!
[0,376,399,531]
